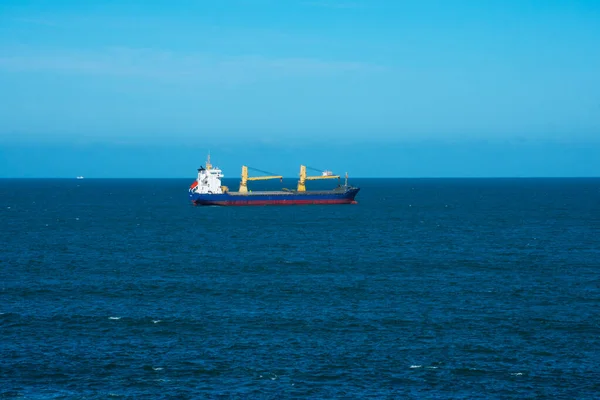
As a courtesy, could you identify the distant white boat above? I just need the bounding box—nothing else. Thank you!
[76,176,84,180]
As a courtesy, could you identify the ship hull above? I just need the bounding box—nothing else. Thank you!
[189,188,360,206]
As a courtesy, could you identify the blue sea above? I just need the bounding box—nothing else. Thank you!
[1,178,599,399]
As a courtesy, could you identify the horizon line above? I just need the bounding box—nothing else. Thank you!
[1,176,599,180]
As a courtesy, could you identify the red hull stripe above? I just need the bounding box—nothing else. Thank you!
[194,199,354,206]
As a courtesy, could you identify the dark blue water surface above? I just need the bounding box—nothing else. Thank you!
[2,178,600,398]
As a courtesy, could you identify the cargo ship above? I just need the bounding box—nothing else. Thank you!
[188,154,360,206]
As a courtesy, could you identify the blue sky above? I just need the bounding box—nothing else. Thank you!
[1,0,599,177]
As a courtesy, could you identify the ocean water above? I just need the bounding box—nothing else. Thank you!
[1,178,599,399]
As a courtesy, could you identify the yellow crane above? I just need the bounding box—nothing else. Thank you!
[297,165,340,192]
[239,165,283,193]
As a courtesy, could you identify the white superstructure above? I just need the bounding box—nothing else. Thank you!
[190,154,225,194]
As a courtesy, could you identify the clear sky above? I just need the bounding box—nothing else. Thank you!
[1,0,599,177]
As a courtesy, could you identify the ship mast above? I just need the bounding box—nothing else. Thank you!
[206,152,212,170]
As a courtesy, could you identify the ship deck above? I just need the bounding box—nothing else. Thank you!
[226,188,352,196]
